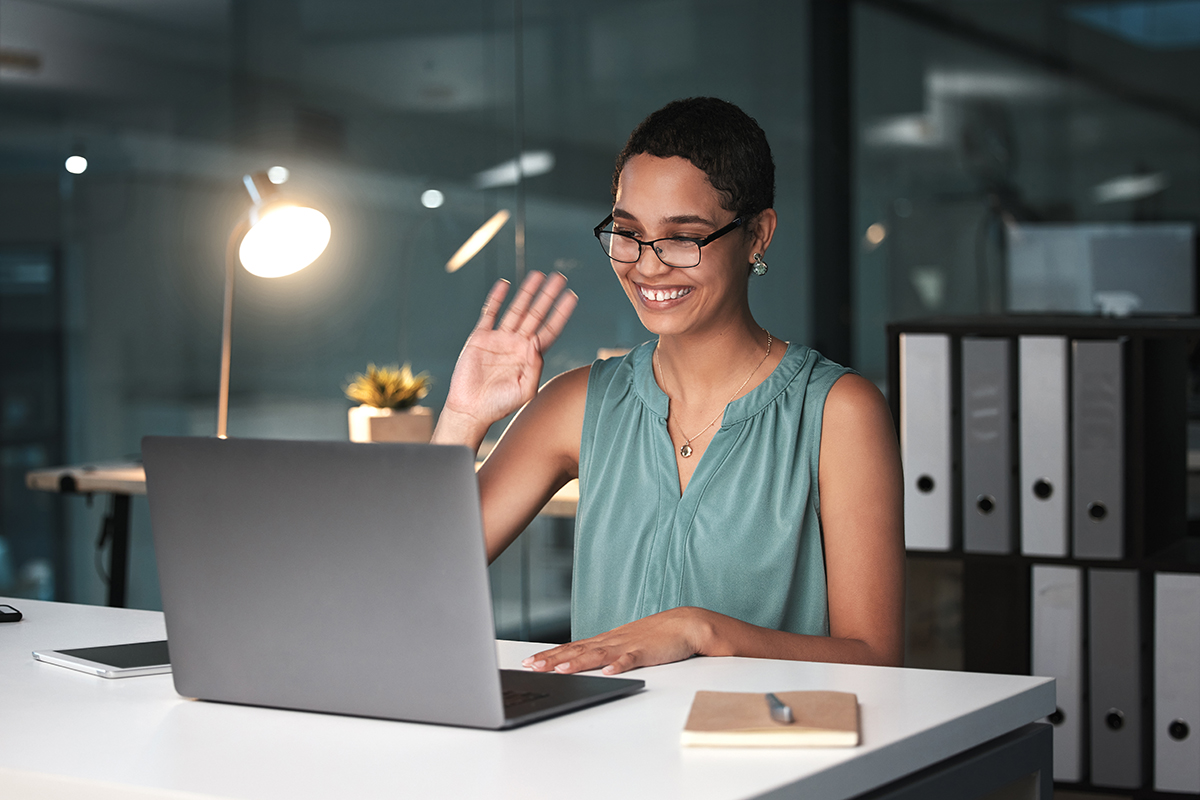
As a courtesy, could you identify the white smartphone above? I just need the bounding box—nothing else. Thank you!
[32,640,171,678]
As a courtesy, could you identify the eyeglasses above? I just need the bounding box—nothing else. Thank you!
[593,214,743,268]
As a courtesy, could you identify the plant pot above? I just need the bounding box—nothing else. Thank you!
[348,405,433,443]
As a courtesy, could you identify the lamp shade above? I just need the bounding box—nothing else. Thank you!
[239,205,331,278]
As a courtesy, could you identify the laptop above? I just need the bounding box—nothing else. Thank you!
[141,436,643,729]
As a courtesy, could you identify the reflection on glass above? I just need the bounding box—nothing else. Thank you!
[446,210,510,273]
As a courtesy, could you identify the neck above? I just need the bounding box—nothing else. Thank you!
[654,317,772,403]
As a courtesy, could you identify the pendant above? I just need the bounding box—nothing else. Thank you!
[680,443,693,458]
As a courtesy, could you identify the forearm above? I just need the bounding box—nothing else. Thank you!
[693,608,902,667]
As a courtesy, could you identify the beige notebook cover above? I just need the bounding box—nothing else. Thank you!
[681,690,860,747]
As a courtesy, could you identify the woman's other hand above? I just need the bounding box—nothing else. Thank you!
[434,271,577,448]
[521,607,712,675]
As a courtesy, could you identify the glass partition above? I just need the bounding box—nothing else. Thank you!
[0,0,812,626]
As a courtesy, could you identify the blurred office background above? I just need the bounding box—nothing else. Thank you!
[1,0,1197,644]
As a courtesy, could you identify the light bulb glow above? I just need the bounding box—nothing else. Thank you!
[421,189,445,209]
[64,155,88,174]
[239,206,331,278]
[267,166,290,184]
[446,210,510,273]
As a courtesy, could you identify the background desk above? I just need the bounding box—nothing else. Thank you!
[0,599,1055,800]
[25,462,580,607]
[25,463,147,607]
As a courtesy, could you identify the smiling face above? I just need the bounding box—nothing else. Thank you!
[610,154,763,339]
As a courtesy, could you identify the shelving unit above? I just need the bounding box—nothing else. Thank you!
[0,248,65,602]
[888,316,1200,798]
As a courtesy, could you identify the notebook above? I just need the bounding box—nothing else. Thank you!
[681,690,860,747]
[141,436,642,729]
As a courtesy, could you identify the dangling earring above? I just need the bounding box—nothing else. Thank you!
[751,252,768,276]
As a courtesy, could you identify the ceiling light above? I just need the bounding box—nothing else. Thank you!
[1093,172,1169,203]
[474,151,555,189]
[421,189,445,209]
[864,223,887,250]
[64,155,88,174]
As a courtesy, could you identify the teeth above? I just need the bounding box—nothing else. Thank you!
[641,286,691,302]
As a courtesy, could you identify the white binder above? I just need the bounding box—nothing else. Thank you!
[900,333,952,551]
[1018,336,1069,557]
[1155,572,1200,793]
[1032,564,1083,782]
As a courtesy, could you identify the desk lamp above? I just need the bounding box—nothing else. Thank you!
[217,172,331,438]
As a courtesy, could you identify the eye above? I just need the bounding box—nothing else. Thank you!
[612,226,642,240]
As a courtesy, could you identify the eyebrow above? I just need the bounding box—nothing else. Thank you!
[611,209,717,227]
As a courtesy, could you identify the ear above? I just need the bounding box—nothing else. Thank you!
[746,209,777,258]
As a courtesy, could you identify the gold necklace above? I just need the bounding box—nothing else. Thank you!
[654,331,772,458]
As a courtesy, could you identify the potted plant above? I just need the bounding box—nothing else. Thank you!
[345,363,434,443]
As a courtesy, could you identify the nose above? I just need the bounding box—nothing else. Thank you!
[634,242,673,278]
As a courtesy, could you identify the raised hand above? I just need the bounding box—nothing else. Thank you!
[437,271,577,445]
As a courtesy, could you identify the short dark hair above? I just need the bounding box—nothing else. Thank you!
[612,97,775,219]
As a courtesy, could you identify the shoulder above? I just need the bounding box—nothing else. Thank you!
[822,374,895,443]
[820,374,900,472]
[824,373,888,421]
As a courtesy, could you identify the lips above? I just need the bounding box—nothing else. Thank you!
[638,284,693,303]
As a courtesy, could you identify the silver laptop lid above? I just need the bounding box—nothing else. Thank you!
[143,436,506,729]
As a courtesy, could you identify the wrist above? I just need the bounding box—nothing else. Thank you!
[683,607,725,657]
[431,408,490,451]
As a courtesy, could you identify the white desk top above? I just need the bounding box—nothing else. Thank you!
[0,599,1054,800]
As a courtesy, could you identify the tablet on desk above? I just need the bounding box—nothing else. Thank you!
[33,640,171,678]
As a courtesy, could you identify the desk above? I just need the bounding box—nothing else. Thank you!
[0,599,1055,800]
[25,463,146,607]
[25,463,580,607]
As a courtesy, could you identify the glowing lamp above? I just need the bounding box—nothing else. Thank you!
[239,206,331,278]
[217,172,331,438]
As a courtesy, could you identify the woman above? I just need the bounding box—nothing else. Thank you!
[432,97,904,674]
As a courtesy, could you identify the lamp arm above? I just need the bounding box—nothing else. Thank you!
[217,218,251,438]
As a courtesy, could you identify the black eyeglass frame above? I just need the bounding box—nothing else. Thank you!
[593,213,744,268]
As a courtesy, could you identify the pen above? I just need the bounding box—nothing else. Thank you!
[765,692,793,724]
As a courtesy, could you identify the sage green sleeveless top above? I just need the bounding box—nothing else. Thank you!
[572,340,852,641]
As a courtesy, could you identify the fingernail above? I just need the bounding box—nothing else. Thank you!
[521,657,533,666]
[554,662,570,673]
[531,660,546,670]
[602,666,616,675]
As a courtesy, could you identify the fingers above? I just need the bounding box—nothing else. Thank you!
[601,651,641,676]
[515,272,568,339]
[482,271,576,351]
[496,271,546,333]
[475,279,510,331]
[524,643,596,675]
[535,290,579,354]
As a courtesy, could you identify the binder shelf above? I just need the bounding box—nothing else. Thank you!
[888,316,1200,799]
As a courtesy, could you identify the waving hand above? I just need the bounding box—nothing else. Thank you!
[439,271,577,443]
